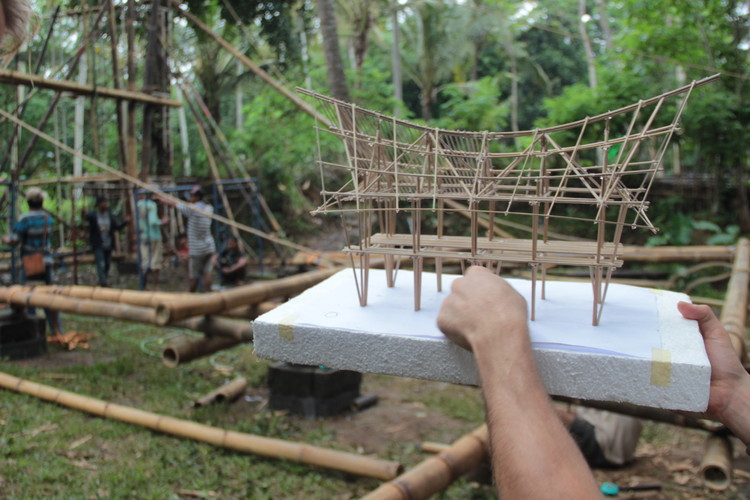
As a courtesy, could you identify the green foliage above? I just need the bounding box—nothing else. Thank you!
[436,76,509,131]
[646,198,741,247]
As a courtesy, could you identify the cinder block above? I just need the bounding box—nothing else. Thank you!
[267,363,361,418]
[253,270,711,412]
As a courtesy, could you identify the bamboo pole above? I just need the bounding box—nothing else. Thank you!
[720,238,749,360]
[0,371,401,480]
[552,396,720,432]
[172,316,253,342]
[620,244,735,263]
[194,377,247,407]
[0,69,182,107]
[162,335,246,367]
[0,287,160,324]
[27,284,192,308]
[155,268,339,325]
[362,425,488,500]
[699,434,733,491]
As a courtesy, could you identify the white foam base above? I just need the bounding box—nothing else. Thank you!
[253,269,711,411]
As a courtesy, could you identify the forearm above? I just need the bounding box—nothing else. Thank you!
[719,373,750,445]
[472,332,600,499]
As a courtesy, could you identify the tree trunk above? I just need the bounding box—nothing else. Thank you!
[391,2,402,115]
[578,0,597,89]
[315,0,350,102]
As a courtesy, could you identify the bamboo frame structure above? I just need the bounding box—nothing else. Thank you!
[361,425,488,500]
[0,371,402,480]
[303,74,720,325]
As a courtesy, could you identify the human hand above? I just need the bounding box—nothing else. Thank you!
[678,302,747,422]
[437,266,528,351]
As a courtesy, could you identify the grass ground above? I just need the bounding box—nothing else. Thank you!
[2,313,749,499]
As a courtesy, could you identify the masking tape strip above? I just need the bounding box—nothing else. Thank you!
[651,347,672,387]
[278,315,299,342]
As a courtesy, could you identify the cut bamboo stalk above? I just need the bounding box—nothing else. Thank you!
[720,238,749,361]
[0,371,401,480]
[0,287,160,324]
[194,377,247,407]
[222,301,279,320]
[162,335,246,368]
[173,316,253,342]
[699,434,733,491]
[362,425,488,500]
[24,284,191,308]
[155,268,339,325]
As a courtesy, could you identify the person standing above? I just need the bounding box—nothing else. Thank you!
[85,196,127,287]
[161,186,216,292]
[136,192,167,290]
[2,188,63,336]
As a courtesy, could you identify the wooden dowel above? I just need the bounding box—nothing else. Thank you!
[0,371,402,480]
[362,425,488,500]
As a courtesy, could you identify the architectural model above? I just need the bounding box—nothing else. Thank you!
[301,74,719,325]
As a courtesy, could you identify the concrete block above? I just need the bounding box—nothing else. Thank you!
[253,269,711,412]
[267,363,361,418]
[0,310,47,360]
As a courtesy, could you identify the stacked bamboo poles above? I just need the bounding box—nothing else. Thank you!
[0,371,401,480]
[361,425,488,500]
[0,286,160,324]
[154,268,339,324]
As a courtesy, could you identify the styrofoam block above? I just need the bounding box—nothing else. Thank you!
[253,269,710,411]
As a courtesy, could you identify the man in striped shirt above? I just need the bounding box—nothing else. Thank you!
[162,186,216,292]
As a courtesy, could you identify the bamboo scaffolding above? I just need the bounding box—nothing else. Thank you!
[194,377,247,407]
[155,268,339,325]
[0,69,182,106]
[0,371,401,480]
[361,425,488,500]
[0,287,160,324]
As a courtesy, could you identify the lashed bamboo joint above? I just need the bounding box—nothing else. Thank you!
[303,75,720,325]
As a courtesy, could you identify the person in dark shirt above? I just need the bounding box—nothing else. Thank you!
[218,235,248,286]
[85,196,127,287]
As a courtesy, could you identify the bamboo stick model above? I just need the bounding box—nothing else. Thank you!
[194,377,248,407]
[0,371,401,480]
[303,76,719,325]
[154,268,340,325]
[361,425,488,500]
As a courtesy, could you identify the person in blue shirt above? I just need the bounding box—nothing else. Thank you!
[3,188,62,336]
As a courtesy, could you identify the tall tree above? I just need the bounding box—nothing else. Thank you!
[315,0,351,102]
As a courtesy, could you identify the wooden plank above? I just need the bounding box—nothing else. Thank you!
[0,68,182,107]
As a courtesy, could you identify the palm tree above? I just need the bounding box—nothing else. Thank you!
[315,0,351,101]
